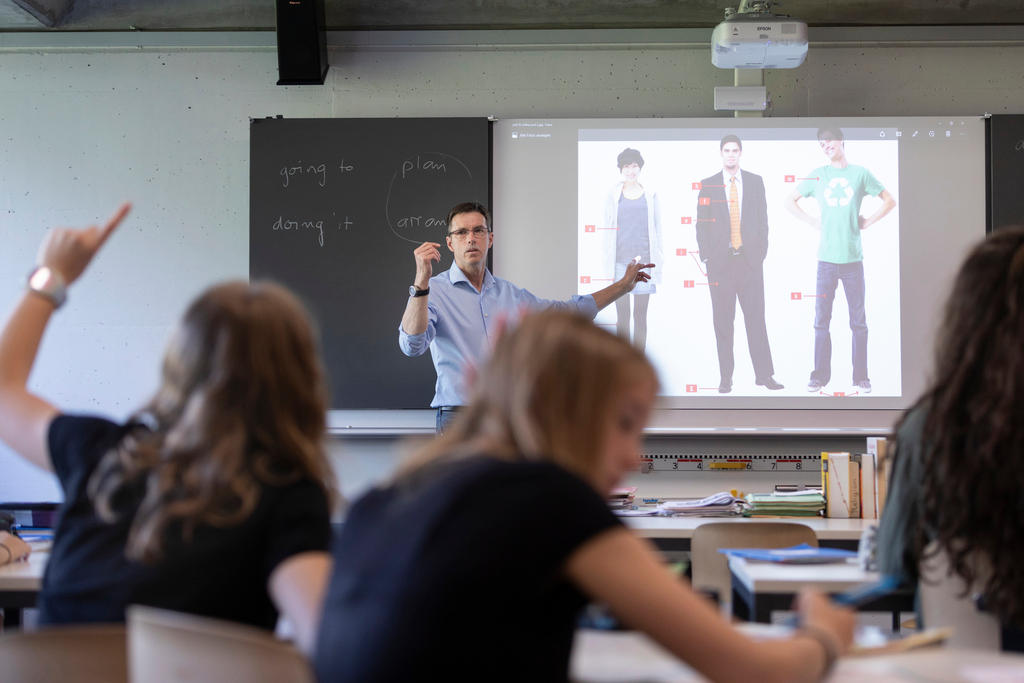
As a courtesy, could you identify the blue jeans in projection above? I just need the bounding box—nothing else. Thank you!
[811,261,868,385]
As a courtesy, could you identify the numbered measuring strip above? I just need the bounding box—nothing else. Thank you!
[639,454,821,472]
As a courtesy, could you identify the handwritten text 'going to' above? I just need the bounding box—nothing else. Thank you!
[280,160,355,188]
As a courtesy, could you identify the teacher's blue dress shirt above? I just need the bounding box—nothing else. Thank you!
[399,263,599,407]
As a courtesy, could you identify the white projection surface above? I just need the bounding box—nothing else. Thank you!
[494,117,987,432]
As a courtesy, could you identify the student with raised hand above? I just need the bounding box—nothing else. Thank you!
[877,226,1024,651]
[316,309,854,682]
[0,204,334,653]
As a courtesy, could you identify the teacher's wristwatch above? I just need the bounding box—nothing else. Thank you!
[409,285,430,298]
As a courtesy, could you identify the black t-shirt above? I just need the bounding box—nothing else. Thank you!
[39,414,331,629]
[314,456,621,683]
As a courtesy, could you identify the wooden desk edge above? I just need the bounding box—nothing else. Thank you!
[626,517,870,541]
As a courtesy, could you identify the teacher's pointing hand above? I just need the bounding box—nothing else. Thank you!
[619,260,655,293]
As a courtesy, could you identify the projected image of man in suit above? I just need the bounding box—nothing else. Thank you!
[696,135,783,394]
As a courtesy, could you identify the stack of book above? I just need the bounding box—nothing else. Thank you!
[743,490,825,517]
[822,439,891,519]
[659,491,746,517]
[606,486,637,511]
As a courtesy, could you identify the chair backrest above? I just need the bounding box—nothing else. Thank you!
[128,605,314,683]
[918,543,1001,650]
[0,624,127,683]
[691,522,818,605]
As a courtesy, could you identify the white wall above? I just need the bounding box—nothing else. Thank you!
[1,29,1023,502]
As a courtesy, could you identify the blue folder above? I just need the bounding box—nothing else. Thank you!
[718,543,857,564]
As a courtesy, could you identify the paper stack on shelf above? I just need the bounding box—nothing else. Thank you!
[659,491,746,517]
[744,490,825,517]
[607,486,637,511]
[609,487,662,517]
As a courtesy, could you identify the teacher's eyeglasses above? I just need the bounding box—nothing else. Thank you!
[448,227,490,239]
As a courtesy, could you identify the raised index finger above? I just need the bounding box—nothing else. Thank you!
[98,202,132,246]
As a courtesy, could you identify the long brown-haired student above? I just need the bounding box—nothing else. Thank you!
[315,310,854,682]
[878,226,1024,651]
[0,204,334,652]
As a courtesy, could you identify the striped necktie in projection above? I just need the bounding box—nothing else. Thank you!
[729,176,742,250]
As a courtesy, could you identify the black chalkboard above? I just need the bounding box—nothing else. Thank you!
[988,115,1024,231]
[249,118,491,409]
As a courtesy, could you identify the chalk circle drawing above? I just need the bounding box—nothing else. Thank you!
[385,152,476,244]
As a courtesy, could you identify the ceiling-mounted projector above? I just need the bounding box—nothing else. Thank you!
[712,1,808,69]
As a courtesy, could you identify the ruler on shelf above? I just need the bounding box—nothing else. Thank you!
[639,453,821,472]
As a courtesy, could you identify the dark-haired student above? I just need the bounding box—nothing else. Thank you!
[877,226,1024,651]
[0,204,334,653]
[317,310,854,682]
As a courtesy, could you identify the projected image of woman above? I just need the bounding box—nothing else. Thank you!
[603,148,662,350]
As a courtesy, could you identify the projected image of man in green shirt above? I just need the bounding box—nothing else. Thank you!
[786,126,896,394]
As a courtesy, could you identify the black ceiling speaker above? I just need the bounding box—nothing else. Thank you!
[276,0,329,85]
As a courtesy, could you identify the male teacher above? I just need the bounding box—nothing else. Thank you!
[400,201,652,431]
[696,135,782,394]
[785,126,896,394]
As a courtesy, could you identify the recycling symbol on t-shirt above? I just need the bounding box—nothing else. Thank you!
[824,177,854,207]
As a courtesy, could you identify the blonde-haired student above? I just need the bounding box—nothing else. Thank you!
[0,204,334,652]
[315,310,853,682]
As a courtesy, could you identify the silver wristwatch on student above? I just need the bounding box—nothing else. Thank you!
[27,266,67,308]
[409,285,430,298]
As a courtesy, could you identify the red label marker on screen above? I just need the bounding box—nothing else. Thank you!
[791,292,802,300]
[580,276,591,284]
[699,197,711,206]
[833,391,845,397]
[692,182,702,190]
[681,216,692,225]
[685,384,697,393]
[684,280,694,288]
[676,248,687,256]
[584,225,595,233]
[785,175,795,183]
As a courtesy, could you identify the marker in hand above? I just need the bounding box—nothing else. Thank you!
[782,575,902,628]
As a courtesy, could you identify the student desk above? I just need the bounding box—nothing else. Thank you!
[728,555,915,626]
[625,516,870,551]
[0,519,871,628]
[0,547,47,628]
[571,629,1024,682]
